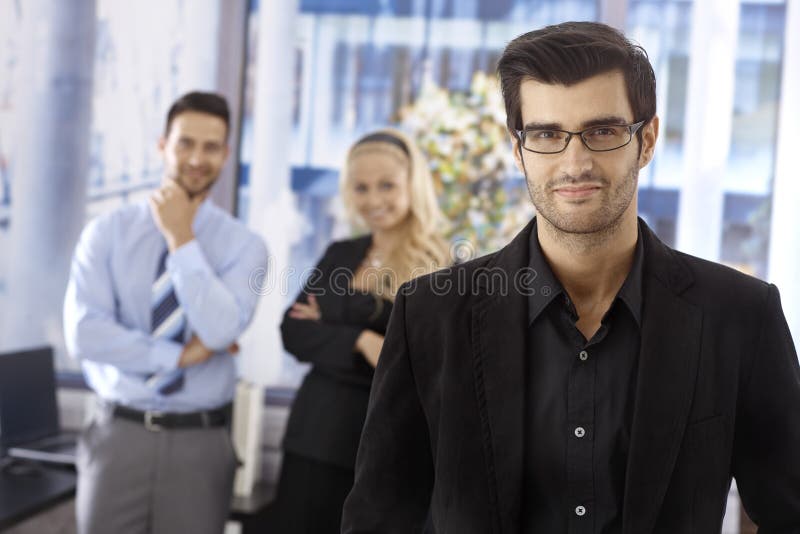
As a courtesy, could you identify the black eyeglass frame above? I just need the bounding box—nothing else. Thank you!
[515,120,647,154]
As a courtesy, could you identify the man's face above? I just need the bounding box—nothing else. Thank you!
[511,70,658,235]
[158,111,229,198]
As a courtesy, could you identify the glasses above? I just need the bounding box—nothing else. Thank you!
[515,120,646,154]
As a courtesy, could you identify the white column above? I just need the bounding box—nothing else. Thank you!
[210,0,248,213]
[296,15,316,165]
[2,0,95,355]
[767,0,800,345]
[239,0,300,386]
[164,0,243,215]
[675,0,740,262]
[175,0,221,92]
[309,17,339,167]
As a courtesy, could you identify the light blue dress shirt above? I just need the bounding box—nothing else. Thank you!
[63,199,268,413]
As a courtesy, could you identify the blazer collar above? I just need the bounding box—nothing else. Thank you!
[622,221,702,533]
[336,234,373,273]
[475,218,534,292]
[471,218,532,532]
[638,219,694,295]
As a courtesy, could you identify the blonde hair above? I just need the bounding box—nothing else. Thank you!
[340,128,450,297]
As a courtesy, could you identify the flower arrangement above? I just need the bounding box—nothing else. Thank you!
[397,71,535,260]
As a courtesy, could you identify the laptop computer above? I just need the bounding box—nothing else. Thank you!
[0,347,77,465]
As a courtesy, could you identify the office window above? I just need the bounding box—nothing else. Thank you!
[88,0,220,219]
[0,1,228,366]
[237,0,598,230]
[721,1,786,278]
[0,0,20,297]
[236,0,598,385]
[627,0,693,245]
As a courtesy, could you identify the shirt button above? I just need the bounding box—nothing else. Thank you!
[574,426,586,438]
[579,350,589,361]
[575,505,586,516]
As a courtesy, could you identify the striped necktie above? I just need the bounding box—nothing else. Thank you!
[146,248,186,395]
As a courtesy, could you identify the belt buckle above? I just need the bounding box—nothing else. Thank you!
[144,411,164,432]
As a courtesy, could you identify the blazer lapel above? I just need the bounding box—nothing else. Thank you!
[622,222,703,534]
[471,220,533,534]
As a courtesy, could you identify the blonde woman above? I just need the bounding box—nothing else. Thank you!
[268,129,449,532]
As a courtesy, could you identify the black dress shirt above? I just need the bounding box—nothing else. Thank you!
[523,223,644,534]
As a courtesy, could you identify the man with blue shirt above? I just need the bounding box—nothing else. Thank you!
[64,92,268,534]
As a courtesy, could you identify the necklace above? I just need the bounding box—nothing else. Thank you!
[366,247,384,269]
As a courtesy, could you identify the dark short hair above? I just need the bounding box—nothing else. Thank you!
[497,21,656,137]
[164,91,230,139]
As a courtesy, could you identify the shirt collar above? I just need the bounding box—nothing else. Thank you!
[616,222,644,326]
[527,217,644,327]
[527,218,567,325]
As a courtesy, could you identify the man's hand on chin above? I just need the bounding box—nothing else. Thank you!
[148,180,204,252]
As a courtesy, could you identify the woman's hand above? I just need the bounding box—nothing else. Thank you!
[355,330,384,368]
[288,294,322,321]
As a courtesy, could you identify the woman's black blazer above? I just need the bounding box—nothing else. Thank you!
[280,235,393,469]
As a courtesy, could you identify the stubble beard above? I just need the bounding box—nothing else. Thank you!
[168,166,218,200]
[525,161,640,251]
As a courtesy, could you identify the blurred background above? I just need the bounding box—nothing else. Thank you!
[0,0,798,391]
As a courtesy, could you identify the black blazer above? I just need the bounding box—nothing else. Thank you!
[342,218,800,533]
[280,236,393,469]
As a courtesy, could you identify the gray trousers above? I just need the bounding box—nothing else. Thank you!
[75,404,238,534]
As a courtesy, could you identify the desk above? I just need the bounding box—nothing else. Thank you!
[0,462,77,531]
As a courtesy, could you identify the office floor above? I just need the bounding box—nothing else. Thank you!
[4,498,74,534]
[3,499,245,534]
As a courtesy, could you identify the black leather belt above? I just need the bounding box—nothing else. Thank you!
[112,403,231,432]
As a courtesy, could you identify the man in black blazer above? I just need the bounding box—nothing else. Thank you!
[341,21,800,534]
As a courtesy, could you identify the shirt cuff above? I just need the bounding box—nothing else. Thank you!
[149,339,183,372]
[167,239,212,277]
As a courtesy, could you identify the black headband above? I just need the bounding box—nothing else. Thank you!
[352,132,410,157]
